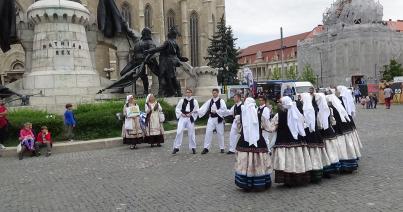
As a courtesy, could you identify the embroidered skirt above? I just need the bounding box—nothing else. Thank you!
[235,152,272,190]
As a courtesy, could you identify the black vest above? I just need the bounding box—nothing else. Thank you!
[181,98,195,123]
[257,106,266,135]
[233,103,242,117]
[208,98,223,123]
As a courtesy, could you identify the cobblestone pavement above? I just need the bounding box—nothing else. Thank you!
[0,106,403,212]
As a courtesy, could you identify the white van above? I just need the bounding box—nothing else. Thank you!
[281,81,315,100]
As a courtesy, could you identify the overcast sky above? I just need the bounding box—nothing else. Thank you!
[226,0,403,48]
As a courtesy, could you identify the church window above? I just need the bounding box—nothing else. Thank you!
[190,11,199,67]
[167,9,175,31]
[121,2,132,28]
[145,4,152,28]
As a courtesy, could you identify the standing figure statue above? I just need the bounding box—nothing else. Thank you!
[120,28,159,95]
[146,27,188,97]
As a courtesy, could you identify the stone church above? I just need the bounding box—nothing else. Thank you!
[0,0,225,86]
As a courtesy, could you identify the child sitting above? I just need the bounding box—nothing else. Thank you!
[18,122,36,160]
[35,126,52,157]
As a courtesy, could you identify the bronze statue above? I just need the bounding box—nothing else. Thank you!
[146,27,188,97]
[0,0,17,52]
[120,28,159,95]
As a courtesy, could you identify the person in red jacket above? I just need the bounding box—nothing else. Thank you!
[35,126,52,157]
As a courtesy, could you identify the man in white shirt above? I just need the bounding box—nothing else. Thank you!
[257,96,274,152]
[225,93,243,154]
[199,88,227,154]
[172,88,200,154]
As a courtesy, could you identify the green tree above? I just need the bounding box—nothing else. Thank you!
[205,15,240,85]
[285,65,298,80]
[299,64,317,85]
[383,59,403,82]
[272,67,281,80]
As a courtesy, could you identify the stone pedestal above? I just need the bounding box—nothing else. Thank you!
[22,0,101,112]
[193,66,219,96]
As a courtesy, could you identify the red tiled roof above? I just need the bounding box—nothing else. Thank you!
[387,20,403,32]
[239,31,311,57]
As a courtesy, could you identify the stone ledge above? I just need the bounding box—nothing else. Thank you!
[0,125,231,158]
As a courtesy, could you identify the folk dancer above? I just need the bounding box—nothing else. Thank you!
[257,96,274,152]
[315,92,341,177]
[199,88,227,154]
[271,96,313,186]
[235,98,272,190]
[122,95,144,149]
[145,94,164,147]
[172,89,200,154]
[225,93,243,154]
[298,93,331,183]
[326,92,359,173]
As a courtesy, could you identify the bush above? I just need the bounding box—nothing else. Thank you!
[73,99,176,141]
[5,109,64,146]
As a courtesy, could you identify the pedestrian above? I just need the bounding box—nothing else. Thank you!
[326,93,360,173]
[365,95,372,109]
[199,88,227,154]
[271,96,312,187]
[353,87,361,104]
[18,122,36,160]
[172,88,199,154]
[315,93,341,177]
[35,126,52,157]
[0,100,8,150]
[122,95,144,150]
[225,93,243,155]
[372,94,378,109]
[298,93,331,183]
[257,96,273,152]
[234,97,272,191]
[145,94,164,147]
[360,96,366,109]
[283,85,294,98]
[384,85,394,109]
[64,103,76,142]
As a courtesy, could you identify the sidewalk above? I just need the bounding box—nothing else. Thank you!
[0,125,231,157]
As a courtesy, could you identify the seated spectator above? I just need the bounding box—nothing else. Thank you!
[35,126,52,157]
[18,122,36,160]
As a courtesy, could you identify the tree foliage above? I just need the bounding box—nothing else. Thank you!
[383,59,403,82]
[285,65,298,80]
[300,64,317,85]
[272,67,281,80]
[205,15,240,85]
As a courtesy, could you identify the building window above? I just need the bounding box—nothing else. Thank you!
[190,11,199,67]
[121,2,132,27]
[212,14,216,34]
[167,9,175,31]
[144,4,152,28]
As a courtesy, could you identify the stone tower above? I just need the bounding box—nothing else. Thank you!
[23,0,101,112]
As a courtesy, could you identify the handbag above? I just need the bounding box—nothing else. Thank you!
[159,112,165,123]
[16,143,22,154]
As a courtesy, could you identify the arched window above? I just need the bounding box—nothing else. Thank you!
[190,12,199,67]
[121,2,132,28]
[167,9,175,31]
[212,14,216,34]
[144,4,152,28]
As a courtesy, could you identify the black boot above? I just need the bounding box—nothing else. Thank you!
[226,151,235,155]
[201,148,209,155]
[220,149,225,154]
[192,148,196,154]
[172,148,179,154]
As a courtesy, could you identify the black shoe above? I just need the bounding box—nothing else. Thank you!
[130,145,136,150]
[151,144,155,148]
[157,144,162,147]
[220,149,225,153]
[172,148,179,154]
[192,148,196,154]
[201,148,209,154]
[226,151,235,155]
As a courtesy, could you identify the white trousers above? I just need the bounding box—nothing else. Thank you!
[203,117,225,150]
[228,121,239,152]
[173,117,196,150]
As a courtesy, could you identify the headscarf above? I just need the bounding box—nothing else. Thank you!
[337,86,356,117]
[146,94,153,104]
[125,95,133,104]
[326,94,350,123]
[281,96,306,139]
[315,93,330,130]
[300,93,315,132]
[241,97,260,147]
